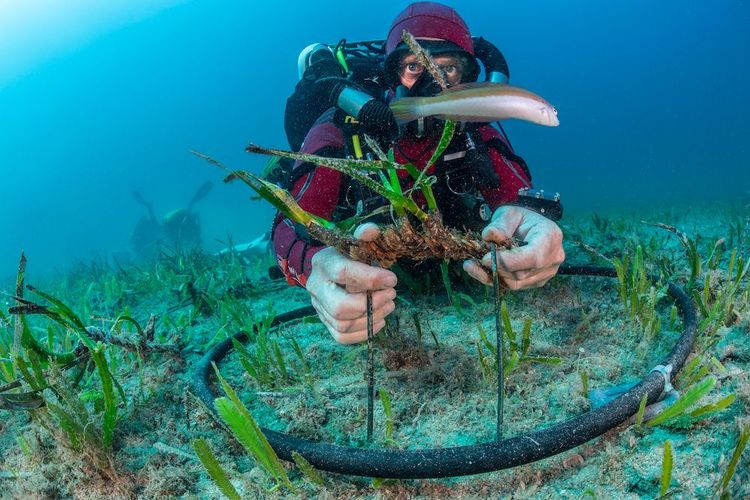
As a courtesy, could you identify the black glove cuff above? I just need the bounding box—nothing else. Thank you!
[357,99,397,134]
[326,81,348,107]
[312,77,348,109]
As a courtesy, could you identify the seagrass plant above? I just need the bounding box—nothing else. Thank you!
[378,387,398,447]
[3,253,183,479]
[713,425,749,498]
[612,245,666,342]
[476,300,562,382]
[645,375,735,428]
[193,363,325,494]
[647,222,749,336]
[660,440,673,497]
[232,325,311,390]
[2,254,124,475]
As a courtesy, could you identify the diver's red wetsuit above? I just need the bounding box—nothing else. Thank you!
[272,118,532,287]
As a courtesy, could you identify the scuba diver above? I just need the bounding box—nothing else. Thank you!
[130,190,163,260]
[272,2,565,344]
[131,181,213,258]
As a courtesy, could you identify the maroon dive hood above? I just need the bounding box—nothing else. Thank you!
[385,2,474,55]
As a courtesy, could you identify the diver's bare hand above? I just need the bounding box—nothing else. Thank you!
[463,206,564,289]
[306,223,398,344]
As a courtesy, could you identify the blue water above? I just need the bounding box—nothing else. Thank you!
[1,0,748,281]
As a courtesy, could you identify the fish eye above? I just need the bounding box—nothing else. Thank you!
[552,106,558,115]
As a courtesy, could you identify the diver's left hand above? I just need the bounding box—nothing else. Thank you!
[463,205,564,289]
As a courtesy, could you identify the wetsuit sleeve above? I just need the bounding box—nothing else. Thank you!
[271,164,343,288]
[476,126,532,209]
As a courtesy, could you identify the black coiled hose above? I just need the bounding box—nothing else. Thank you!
[473,36,510,83]
[190,264,697,478]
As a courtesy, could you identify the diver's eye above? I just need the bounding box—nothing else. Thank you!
[442,65,458,76]
[405,63,423,74]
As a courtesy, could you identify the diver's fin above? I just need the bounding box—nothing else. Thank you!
[132,190,157,223]
[187,181,214,211]
[132,190,148,206]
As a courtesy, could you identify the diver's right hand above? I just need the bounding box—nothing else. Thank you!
[356,99,398,141]
[318,80,397,141]
[306,223,398,344]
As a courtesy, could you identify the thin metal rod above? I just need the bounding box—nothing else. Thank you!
[366,290,374,442]
[491,243,504,440]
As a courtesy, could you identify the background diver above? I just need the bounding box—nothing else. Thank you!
[130,180,213,259]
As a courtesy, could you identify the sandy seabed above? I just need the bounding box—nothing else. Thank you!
[1,201,748,499]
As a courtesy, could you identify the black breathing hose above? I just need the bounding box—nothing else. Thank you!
[472,37,510,83]
[190,264,697,478]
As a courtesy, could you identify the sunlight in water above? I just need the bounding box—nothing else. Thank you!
[0,0,183,86]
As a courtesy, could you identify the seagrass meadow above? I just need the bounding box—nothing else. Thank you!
[0,201,749,498]
[3,0,750,497]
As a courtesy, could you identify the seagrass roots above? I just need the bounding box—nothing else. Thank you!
[307,212,514,267]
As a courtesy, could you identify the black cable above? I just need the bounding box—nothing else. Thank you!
[491,243,504,440]
[366,291,374,442]
[190,264,697,478]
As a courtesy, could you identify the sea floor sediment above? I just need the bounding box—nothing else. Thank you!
[1,202,748,498]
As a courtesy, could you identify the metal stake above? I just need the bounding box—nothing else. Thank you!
[366,290,374,442]
[491,243,504,440]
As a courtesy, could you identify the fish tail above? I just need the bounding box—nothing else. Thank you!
[389,97,425,124]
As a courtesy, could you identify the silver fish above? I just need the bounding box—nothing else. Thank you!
[389,82,559,127]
